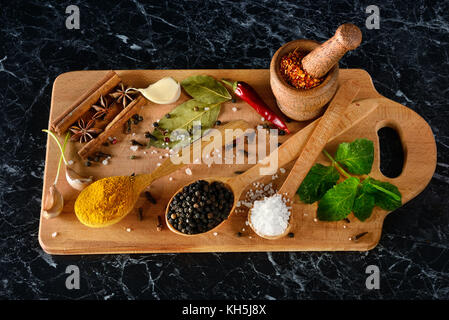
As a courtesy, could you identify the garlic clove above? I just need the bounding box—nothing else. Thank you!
[65,167,93,191]
[135,77,181,104]
[43,184,64,219]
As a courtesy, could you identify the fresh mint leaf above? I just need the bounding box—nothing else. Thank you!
[353,190,375,221]
[335,138,374,175]
[297,164,340,204]
[362,177,402,211]
[181,75,232,104]
[317,177,360,221]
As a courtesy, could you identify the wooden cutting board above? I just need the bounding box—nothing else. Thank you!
[39,69,436,254]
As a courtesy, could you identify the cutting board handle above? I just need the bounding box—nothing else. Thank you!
[371,98,436,204]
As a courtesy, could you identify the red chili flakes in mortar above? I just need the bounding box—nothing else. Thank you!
[279,50,323,90]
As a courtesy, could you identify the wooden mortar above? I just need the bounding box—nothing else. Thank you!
[270,23,362,121]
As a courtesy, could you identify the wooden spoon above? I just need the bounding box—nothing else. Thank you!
[166,81,360,237]
[248,81,360,239]
[74,120,251,228]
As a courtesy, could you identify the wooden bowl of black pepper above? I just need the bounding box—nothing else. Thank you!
[165,179,235,236]
[270,39,339,121]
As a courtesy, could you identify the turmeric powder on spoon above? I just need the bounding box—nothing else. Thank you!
[74,176,136,227]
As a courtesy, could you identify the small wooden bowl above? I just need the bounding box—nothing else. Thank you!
[270,39,339,121]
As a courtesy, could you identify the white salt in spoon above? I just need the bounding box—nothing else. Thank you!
[248,81,360,240]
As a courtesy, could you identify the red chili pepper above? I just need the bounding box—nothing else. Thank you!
[222,80,290,134]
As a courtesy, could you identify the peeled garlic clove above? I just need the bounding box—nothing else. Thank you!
[43,184,64,219]
[136,77,181,104]
[65,167,93,191]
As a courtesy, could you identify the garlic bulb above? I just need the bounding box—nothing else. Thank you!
[43,184,64,219]
[65,167,93,191]
[134,77,181,104]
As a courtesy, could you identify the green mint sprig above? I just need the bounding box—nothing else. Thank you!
[297,138,402,222]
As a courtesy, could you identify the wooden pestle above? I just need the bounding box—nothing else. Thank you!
[302,23,362,79]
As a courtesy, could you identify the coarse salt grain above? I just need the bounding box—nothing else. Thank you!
[249,194,291,236]
[130,145,139,152]
[185,168,192,175]
[126,228,132,232]
[280,168,286,174]
[232,107,237,112]
[157,163,161,166]
[169,177,173,181]
[213,232,218,236]
[51,232,58,238]
[102,159,109,165]
[67,160,74,166]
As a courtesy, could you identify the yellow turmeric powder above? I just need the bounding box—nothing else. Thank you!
[74,176,135,227]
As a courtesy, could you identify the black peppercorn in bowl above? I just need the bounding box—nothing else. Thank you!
[165,179,236,236]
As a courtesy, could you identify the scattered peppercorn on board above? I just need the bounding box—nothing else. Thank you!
[39,69,436,254]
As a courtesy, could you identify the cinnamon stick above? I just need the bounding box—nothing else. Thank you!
[78,95,147,159]
[91,101,123,130]
[51,70,121,135]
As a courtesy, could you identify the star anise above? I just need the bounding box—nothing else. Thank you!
[69,119,102,143]
[109,83,137,108]
[91,95,111,120]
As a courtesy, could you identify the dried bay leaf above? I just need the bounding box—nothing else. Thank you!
[181,75,232,104]
[148,99,221,149]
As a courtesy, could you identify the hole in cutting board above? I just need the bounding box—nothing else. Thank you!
[377,126,404,178]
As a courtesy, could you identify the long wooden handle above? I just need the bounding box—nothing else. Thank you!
[278,81,360,199]
[230,81,362,195]
[133,120,251,191]
[302,23,362,78]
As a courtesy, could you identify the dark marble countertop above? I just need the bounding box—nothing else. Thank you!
[1,0,448,299]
